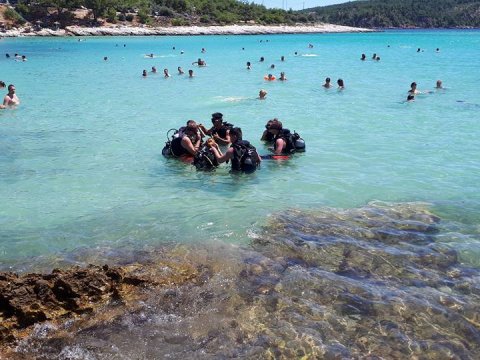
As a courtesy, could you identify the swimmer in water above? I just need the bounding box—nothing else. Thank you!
[259,89,267,100]
[435,80,444,89]
[323,77,332,88]
[164,68,171,78]
[3,84,20,108]
[192,58,206,66]
[337,78,345,90]
[151,66,157,73]
[142,69,147,77]
[188,69,194,78]
[178,66,185,75]
[361,53,366,61]
[246,61,251,70]
[279,72,287,81]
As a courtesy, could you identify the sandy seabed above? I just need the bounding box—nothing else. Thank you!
[0,23,374,37]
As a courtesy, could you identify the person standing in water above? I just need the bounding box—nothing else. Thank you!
[2,84,20,108]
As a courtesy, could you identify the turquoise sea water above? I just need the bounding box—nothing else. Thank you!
[1,30,480,269]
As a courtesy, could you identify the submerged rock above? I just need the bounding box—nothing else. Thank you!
[2,202,480,359]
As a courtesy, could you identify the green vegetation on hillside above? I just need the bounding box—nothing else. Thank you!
[9,0,316,28]
[303,0,480,28]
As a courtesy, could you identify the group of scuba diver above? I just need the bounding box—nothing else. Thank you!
[162,113,305,173]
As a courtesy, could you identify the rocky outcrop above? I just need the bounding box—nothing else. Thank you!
[0,262,201,347]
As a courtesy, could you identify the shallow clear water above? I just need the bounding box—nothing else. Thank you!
[0,30,480,268]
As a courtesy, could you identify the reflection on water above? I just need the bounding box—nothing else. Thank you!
[5,202,480,359]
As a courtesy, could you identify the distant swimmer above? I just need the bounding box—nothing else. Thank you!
[308,44,314,48]
[180,50,184,54]
[142,69,147,77]
[192,58,206,66]
[104,56,108,61]
[375,56,380,61]
[22,55,27,61]
[201,48,206,53]
[281,55,285,61]
[3,84,20,108]
[417,48,421,52]
[259,89,267,100]
[151,66,157,73]
[323,77,332,88]
[435,80,444,89]
[164,68,171,78]
[246,61,251,70]
[408,82,420,95]
[264,74,276,81]
[147,53,154,58]
[337,78,345,90]
[372,53,377,60]
[436,48,440,52]
[270,64,275,69]
[5,54,10,58]
[188,69,194,78]
[259,56,265,62]
[0,81,5,89]
[279,72,287,81]
[361,53,366,60]
[178,66,185,75]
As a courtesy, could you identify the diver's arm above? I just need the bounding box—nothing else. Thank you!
[274,138,284,155]
[211,147,232,164]
[181,137,197,156]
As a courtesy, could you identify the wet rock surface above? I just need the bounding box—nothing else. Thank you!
[0,259,202,351]
[2,202,480,359]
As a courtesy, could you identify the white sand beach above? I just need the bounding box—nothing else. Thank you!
[0,23,373,37]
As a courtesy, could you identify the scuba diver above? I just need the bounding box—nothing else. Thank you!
[162,120,203,159]
[263,119,305,155]
[210,127,261,174]
[198,112,233,146]
[192,138,221,171]
[260,119,276,143]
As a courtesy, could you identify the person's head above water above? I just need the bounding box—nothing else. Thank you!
[259,89,267,99]
[436,80,443,88]
[211,112,223,124]
[229,127,243,142]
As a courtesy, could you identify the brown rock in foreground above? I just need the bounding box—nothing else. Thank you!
[0,262,201,348]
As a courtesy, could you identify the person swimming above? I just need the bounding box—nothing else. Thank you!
[151,66,157,73]
[323,77,332,88]
[258,89,267,100]
[337,78,345,90]
[178,66,185,75]
[164,69,171,78]
[142,69,147,77]
[279,72,287,81]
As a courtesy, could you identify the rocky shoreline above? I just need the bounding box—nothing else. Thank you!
[0,23,374,37]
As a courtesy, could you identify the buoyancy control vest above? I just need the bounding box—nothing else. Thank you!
[231,140,260,173]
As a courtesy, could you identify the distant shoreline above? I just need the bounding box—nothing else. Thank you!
[0,23,375,37]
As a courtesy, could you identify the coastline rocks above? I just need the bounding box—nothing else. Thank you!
[0,262,202,348]
[0,24,373,37]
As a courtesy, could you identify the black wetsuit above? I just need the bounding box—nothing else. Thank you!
[171,133,199,157]
[273,128,295,154]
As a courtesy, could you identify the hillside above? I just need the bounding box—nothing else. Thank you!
[2,0,315,29]
[303,0,480,28]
